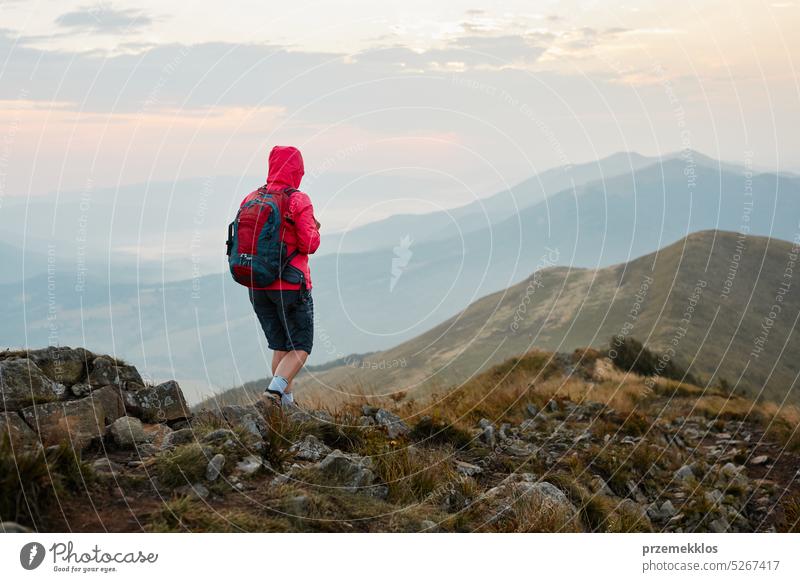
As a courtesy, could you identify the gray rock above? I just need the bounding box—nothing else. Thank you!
[26,346,91,385]
[70,383,93,397]
[201,428,237,444]
[374,409,409,439]
[660,500,678,518]
[89,385,126,425]
[454,460,482,476]
[290,434,332,461]
[216,405,267,439]
[750,455,769,466]
[0,358,62,411]
[478,419,496,447]
[161,428,196,449]
[285,495,311,516]
[206,453,226,481]
[235,455,264,476]
[123,380,188,423]
[357,415,375,427]
[311,450,377,493]
[107,416,147,448]
[675,464,695,481]
[525,403,539,418]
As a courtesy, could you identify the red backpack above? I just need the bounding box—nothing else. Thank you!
[226,186,298,288]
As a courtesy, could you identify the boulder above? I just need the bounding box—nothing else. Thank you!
[89,385,126,425]
[107,416,147,448]
[0,358,63,411]
[88,358,144,389]
[0,411,39,448]
[123,380,188,423]
[26,347,91,385]
[19,398,103,449]
[290,434,331,461]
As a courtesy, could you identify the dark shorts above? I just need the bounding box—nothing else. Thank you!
[249,288,314,354]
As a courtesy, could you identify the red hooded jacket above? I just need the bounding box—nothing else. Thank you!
[240,146,320,290]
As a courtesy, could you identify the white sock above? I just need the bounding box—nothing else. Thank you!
[267,375,288,395]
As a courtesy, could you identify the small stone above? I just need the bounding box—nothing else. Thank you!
[675,464,695,481]
[750,455,769,466]
[235,455,263,476]
[107,416,147,448]
[162,428,195,449]
[290,434,332,462]
[177,482,209,500]
[454,460,482,476]
[71,383,93,397]
[374,409,409,439]
[206,453,226,481]
[357,415,375,426]
[660,500,677,518]
[525,403,539,418]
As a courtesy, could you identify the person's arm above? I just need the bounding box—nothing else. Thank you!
[291,193,321,255]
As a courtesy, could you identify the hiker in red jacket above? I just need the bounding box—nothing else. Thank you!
[242,145,320,407]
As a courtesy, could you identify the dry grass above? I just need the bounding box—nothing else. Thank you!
[366,444,458,503]
[145,496,289,532]
[502,491,583,533]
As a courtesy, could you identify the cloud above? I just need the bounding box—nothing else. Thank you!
[55,5,153,34]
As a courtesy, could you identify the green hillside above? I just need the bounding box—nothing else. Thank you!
[297,230,799,405]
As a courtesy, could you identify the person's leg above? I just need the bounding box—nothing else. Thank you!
[273,349,309,393]
[249,289,290,399]
[272,288,314,405]
[271,350,288,376]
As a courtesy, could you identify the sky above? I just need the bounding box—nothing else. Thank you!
[1,0,799,229]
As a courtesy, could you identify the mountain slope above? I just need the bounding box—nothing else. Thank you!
[319,151,661,255]
[299,230,800,405]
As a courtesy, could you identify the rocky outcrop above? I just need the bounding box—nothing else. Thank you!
[123,380,188,423]
[0,347,190,451]
[0,358,63,410]
[19,398,104,450]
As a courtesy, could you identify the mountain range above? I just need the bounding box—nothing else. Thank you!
[2,150,798,403]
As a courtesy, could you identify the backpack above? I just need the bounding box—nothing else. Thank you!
[226,186,298,288]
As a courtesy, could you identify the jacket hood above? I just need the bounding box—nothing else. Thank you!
[266,145,304,190]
